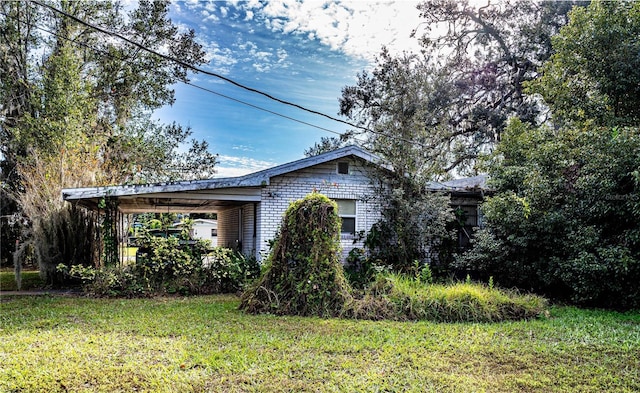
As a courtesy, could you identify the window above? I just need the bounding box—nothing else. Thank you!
[211,228,218,237]
[335,199,356,234]
[455,205,478,249]
[337,161,349,175]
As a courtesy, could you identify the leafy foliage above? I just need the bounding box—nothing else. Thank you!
[364,186,455,273]
[304,136,349,157]
[61,243,260,297]
[0,1,217,281]
[336,2,583,272]
[460,120,640,308]
[528,1,640,126]
[340,1,584,176]
[240,193,353,317]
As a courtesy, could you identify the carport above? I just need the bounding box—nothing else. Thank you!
[62,176,267,259]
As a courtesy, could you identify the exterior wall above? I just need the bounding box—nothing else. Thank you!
[257,158,381,261]
[241,203,257,256]
[216,204,256,255]
[217,207,239,250]
[191,220,218,246]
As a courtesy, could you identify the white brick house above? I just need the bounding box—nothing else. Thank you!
[62,146,385,261]
[62,145,488,261]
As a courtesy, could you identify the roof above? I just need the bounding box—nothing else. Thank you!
[428,175,490,193]
[62,145,382,212]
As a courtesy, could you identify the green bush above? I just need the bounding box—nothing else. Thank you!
[133,235,210,294]
[59,242,259,297]
[459,120,640,309]
[346,274,547,322]
[343,247,384,290]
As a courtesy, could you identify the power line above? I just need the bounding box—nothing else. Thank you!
[29,0,368,133]
[4,11,348,138]
[17,1,434,150]
[183,82,345,136]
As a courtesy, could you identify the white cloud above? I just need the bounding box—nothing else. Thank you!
[232,145,256,152]
[242,0,423,61]
[200,41,237,74]
[213,154,277,178]
[213,166,255,178]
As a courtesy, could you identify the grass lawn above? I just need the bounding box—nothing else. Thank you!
[0,270,44,291]
[0,295,638,392]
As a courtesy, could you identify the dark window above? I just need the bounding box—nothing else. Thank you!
[335,199,356,234]
[337,162,349,174]
[211,229,218,237]
[455,205,478,249]
[341,217,356,234]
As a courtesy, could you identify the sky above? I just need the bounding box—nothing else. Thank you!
[153,0,425,178]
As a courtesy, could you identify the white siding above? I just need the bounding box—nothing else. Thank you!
[217,204,256,255]
[191,220,218,246]
[257,158,380,261]
[217,207,239,250]
[241,203,256,256]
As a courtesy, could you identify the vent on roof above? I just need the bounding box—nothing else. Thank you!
[337,162,349,175]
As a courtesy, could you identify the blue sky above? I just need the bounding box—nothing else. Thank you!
[152,1,424,177]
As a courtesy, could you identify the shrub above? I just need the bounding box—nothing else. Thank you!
[240,193,353,317]
[343,247,384,290]
[202,248,260,293]
[346,274,547,323]
[133,235,210,294]
[459,121,640,309]
[59,244,259,297]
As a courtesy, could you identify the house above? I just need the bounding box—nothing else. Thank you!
[188,219,218,246]
[62,145,487,261]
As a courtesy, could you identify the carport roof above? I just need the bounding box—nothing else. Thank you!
[62,145,382,213]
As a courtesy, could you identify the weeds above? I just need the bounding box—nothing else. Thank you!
[347,274,547,322]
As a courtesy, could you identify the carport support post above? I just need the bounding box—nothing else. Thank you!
[99,196,120,267]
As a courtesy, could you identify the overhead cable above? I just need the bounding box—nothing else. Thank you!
[29,0,368,132]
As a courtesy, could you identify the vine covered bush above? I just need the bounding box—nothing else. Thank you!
[240,193,353,317]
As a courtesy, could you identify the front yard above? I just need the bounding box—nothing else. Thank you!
[1,295,638,392]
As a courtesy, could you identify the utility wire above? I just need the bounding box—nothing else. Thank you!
[20,1,432,150]
[30,0,368,133]
[184,82,346,136]
[4,11,348,138]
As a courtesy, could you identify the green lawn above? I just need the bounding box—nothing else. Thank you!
[0,270,44,291]
[0,295,638,392]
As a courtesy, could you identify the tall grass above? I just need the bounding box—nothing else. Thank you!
[347,275,547,322]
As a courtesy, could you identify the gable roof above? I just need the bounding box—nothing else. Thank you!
[62,145,382,210]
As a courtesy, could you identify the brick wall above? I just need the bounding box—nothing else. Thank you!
[257,158,381,261]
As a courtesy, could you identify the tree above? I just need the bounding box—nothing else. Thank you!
[304,136,348,157]
[340,49,456,272]
[415,0,585,152]
[527,0,640,127]
[336,1,586,276]
[460,1,640,309]
[340,1,584,176]
[0,1,216,283]
[460,119,640,308]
